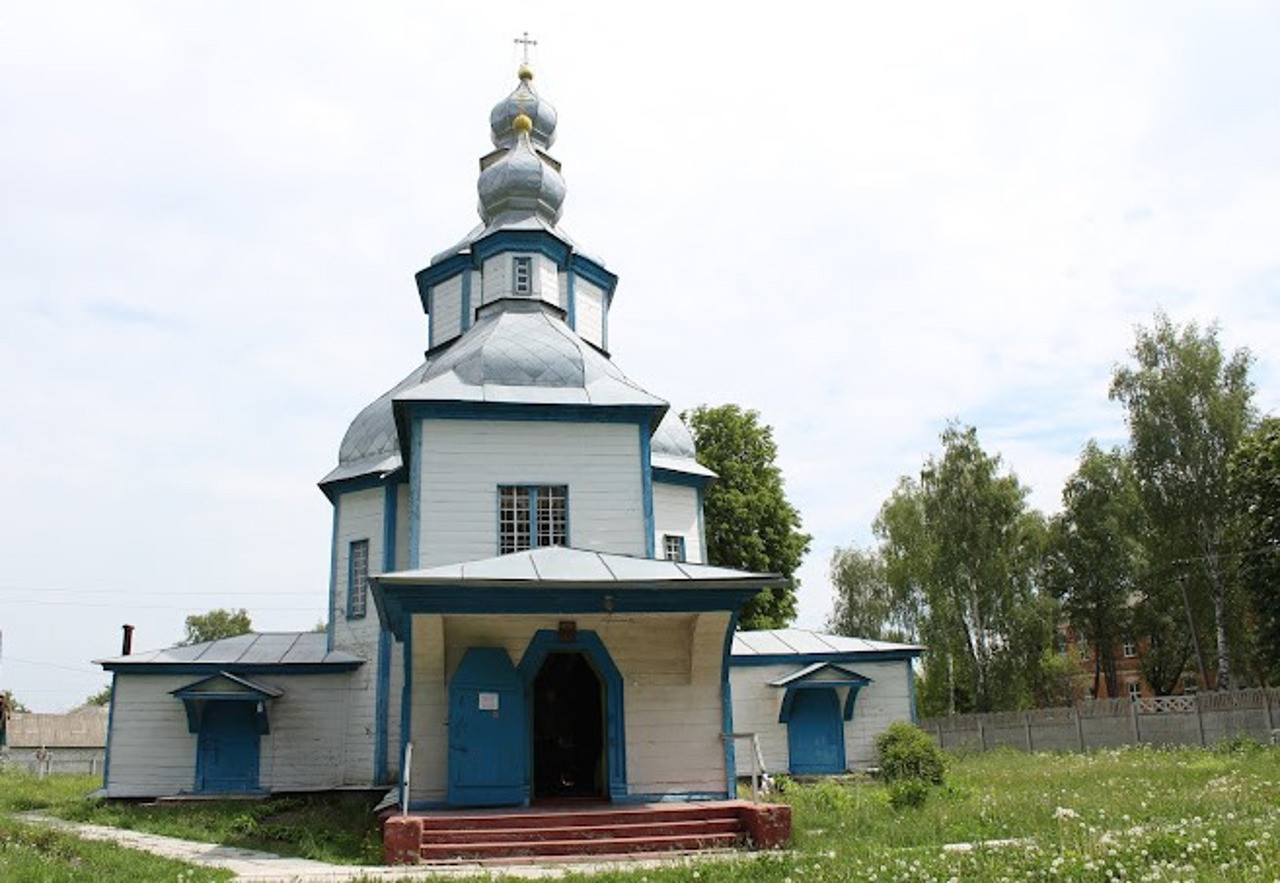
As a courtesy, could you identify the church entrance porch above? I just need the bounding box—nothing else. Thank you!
[532,652,605,800]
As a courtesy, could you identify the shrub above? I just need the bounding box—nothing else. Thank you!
[875,721,946,785]
[887,778,930,810]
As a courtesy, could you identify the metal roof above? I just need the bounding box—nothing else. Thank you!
[5,706,108,749]
[95,632,364,668]
[376,545,782,587]
[731,628,924,657]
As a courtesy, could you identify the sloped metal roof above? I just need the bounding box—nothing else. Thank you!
[5,706,108,749]
[377,545,781,587]
[731,628,924,657]
[95,632,363,668]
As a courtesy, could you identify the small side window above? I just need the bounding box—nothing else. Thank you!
[513,256,532,295]
[348,539,369,619]
[662,534,686,563]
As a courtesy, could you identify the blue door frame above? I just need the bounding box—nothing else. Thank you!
[196,702,260,792]
[787,687,846,774]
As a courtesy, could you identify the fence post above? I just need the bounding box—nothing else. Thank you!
[1130,698,1141,744]
[1263,688,1275,733]
[1024,711,1033,752]
[1074,707,1085,752]
[978,717,987,752]
[1194,693,1206,746]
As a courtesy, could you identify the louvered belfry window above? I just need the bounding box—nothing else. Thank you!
[499,485,567,553]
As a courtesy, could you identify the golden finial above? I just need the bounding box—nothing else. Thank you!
[518,63,534,81]
[513,113,533,134]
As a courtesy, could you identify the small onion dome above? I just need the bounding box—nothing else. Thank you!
[477,120,566,224]
[490,68,557,150]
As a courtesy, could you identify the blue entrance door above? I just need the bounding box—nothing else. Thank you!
[448,648,527,806]
[198,702,260,792]
[787,688,845,774]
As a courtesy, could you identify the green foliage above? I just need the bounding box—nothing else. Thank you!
[0,817,231,882]
[875,721,946,785]
[874,424,1050,712]
[1110,311,1255,689]
[84,684,112,707]
[1,688,30,715]
[1229,416,1280,683]
[181,608,253,646]
[887,778,931,809]
[684,404,812,628]
[827,546,909,641]
[1046,441,1142,698]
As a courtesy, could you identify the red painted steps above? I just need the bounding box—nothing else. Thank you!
[411,801,748,863]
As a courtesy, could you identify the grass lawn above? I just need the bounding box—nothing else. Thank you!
[4,742,1280,880]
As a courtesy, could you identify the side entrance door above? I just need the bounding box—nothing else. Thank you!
[197,702,260,792]
[448,647,527,806]
[787,687,846,774]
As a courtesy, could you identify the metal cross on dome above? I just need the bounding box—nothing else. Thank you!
[514,31,537,63]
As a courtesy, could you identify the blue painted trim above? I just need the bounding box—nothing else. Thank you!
[408,401,662,427]
[518,629,627,801]
[460,269,472,332]
[319,472,388,502]
[398,618,413,808]
[842,685,863,721]
[907,659,917,723]
[374,629,391,785]
[721,611,739,796]
[347,539,369,619]
[696,486,707,564]
[601,299,609,351]
[326,502,339,652]
[566,270,576,330]
[101,662,362,674]
[613,791,728,804]
[426,283,435,348]
[652,468,713,489]
[102,672,118,790]
[777,682,866,723]
[729,650,923,667]
[660,534,686,562]
[567,254,619,299]
[415,253,470,300]
[640,422,655,559]
[383,484,398,572]
[471,229,572,268]
[408,417,422,568]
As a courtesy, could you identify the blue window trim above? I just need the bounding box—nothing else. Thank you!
[347,539,370,619]
[721,610,739,798]
[640,423,655,558]
[326,504,339,651]
[662,534,687,562]
[496,485,570,555]
[517,629,627,801]
[512,255,533,295]
[102,672,118,790]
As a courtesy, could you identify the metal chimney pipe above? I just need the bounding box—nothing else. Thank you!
[121,624,134,656]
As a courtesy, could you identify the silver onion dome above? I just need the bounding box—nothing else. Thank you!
[490,64,557,150]
[477,113,566,224]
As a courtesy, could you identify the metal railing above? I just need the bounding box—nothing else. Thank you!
[723,732,768,801]
[401,741,413,816]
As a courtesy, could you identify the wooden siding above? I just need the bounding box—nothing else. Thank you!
[406,612,729,803]
[481,253,559,309]
[653,483,703,564]
[729,659,914,773]
[106,672,356,797]
[430,274,463,347]
[575,279,604,348]
[416,419,645,567]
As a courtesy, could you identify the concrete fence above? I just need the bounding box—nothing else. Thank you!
[920,687,1280,753]
[0,748,106,776]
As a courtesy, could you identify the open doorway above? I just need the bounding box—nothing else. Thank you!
[532,652,605,800]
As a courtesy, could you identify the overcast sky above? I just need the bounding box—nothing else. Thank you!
[3,2,1278,711]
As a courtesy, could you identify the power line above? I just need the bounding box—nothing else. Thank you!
[1,598,321,611]
[0,584,317,597]
[3,655,101,674]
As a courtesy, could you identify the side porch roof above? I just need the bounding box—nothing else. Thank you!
[96,632,364,674]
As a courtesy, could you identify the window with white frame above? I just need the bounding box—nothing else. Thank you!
[513,256,532,295]
[1122,640,1137,658]
[1126,680,1141,701]
[348,539,369,619]
[499,485,567,554]
[663,534,686,562]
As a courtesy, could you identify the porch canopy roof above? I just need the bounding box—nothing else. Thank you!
[372,546,785,640]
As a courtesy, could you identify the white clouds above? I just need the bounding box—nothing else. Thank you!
[2,2,1278,706]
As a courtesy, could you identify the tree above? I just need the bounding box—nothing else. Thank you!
[181,608,253,645]
[0,689,29,716]
[875,424,1050,713]
[1046,442,1142,698]
[827,546,909,642]
[1230,416,1280,682]
[1110,312,1254,690]
[85,685,113,707]
[684,405,812,629]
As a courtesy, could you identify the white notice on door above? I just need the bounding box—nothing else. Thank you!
[478,692,499,711]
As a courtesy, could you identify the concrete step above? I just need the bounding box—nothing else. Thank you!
[417,802,741,831]
[420,831,743,860]
[421,816,742,844]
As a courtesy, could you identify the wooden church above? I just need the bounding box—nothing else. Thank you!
[96,58,921,812]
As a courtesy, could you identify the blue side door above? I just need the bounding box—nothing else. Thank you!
[198,702,260,792]
[787,688,846,775]
[448,647,527,806]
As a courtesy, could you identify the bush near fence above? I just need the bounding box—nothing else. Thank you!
[920,687,1280,753]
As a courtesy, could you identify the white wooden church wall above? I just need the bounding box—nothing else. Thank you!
[332,486,388,785]
[405,612,730,804]
[729,659,914,774]
[428,274,463,348]
[417,418,645,567]
[653,483,703,564]
[480,253,559,309]
[575,279,604,348]
[106,673,355,797]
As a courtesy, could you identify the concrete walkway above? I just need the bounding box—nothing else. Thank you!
[17,812,746,881]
